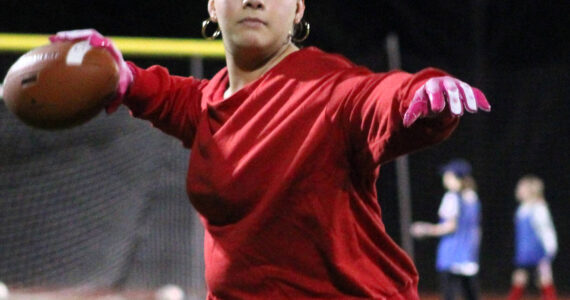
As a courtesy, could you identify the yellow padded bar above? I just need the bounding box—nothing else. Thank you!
[0,33,225,58]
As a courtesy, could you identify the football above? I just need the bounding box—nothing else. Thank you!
[2,40,119,129]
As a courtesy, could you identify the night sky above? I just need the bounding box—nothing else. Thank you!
[1,1,568,66]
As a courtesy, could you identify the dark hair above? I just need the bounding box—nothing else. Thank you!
[439,159,472,178]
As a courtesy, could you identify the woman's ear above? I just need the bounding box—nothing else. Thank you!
[294,0,305,24]
[208,0,218,22]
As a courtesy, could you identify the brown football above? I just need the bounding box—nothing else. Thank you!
[2,40,119,130]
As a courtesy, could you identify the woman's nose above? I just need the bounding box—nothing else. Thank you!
[242,0,264,9]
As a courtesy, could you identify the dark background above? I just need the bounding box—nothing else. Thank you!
[1,0,569,294]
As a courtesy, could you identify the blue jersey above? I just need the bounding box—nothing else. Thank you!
[514,202,557,267]
[436,191,481,274]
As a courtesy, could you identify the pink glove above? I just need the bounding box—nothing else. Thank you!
[49,29,133,113]
[403,76,491,127]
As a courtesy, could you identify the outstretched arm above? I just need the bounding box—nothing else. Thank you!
[332,68,491,165]
[123,64,208,147]
[410,219,457,238]
[410,192,460,238]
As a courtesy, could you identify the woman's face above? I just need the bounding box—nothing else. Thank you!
[208,0,305,54]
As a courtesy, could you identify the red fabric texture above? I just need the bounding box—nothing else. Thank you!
[508,285,525,300]
[124,47,458,299]
[542,284,558,300]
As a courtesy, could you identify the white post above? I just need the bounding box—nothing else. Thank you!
[191,57,204,78]
[189,57,206,298]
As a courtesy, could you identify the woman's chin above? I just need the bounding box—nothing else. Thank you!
[227,33,276,52]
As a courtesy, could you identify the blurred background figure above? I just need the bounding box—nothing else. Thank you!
[411,159,481,300]
[508,175,558,300]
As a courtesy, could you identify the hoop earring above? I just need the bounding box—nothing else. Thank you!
[292,21,310,43]
[202,18,221,40]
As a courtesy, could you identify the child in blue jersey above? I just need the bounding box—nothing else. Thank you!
[411,159,481,300]
[508,175,558,300]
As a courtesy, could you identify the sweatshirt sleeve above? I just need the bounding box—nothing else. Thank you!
[329,67,459,166]
[122,62,209,148]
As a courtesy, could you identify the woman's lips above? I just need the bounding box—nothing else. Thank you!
[239,17,266,27]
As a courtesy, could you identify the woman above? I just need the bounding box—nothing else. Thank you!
[410,159,481,300]
[51,0,491,298]
[508,175,558,300]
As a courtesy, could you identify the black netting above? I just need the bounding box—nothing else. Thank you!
[0,103,204,296]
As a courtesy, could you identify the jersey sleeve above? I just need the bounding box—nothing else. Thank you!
[328,67,459,166]
[122,62,209,148]
[531,203,558,258]
[438,192,460,221]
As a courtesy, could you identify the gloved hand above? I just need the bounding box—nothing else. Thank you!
[49,29,133,113]
[403,76,491,127]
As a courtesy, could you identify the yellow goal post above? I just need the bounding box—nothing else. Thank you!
[0,32,226,99]
[0,32,225,58]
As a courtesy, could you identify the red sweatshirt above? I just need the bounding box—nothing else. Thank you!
[124,47,458,299]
